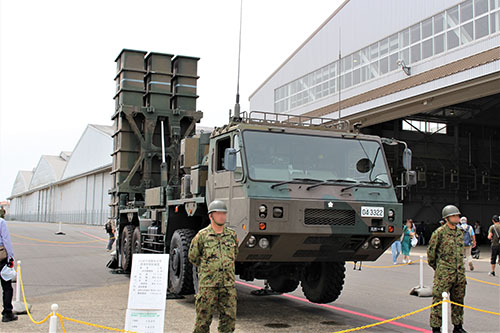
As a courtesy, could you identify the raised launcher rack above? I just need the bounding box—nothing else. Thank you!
[109,49,203,218]
[236,111,352,132]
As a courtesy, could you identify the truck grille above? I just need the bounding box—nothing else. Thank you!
[304,209,356,226]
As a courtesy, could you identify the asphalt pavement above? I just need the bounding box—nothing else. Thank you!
[1,220,499,333]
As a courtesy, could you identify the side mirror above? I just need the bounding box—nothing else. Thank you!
[403,148,412,171]
[406,170,417,186]
[224,148,237,172]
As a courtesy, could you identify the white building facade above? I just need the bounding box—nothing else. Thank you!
[8,124,114,225]
[250,0,500,124]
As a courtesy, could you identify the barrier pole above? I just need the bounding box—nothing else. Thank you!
[49,304,58,333]
[15,260,21,302]
[442,292,449,333]
[55,222,65,235]
[419,255,424,287]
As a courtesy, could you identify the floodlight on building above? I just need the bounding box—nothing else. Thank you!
[397,59,411,76]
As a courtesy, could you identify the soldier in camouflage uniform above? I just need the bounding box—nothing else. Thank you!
[189,200,238,333]
[427,205,467,333]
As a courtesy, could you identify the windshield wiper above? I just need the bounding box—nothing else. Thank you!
[306,179,357,191]
[270,178,323,189]
[360,179,388,185]
[341,179,389,192]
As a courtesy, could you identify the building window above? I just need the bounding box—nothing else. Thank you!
[475,15,489,38]
[422,18,433,39]
[447,28,460,49]
[403,120,447,134]
[434,33,445,54]
[491,10,500,33]
[411,43,421,63]
[461,21,474,44]
[379,57,389,75]
[461,0,473,23]
[447,6,459,28]
[434,12,446,33]
[475,0,489,16]
[410,23,421,44]
[422,38,433,59]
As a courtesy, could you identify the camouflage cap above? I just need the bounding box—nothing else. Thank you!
[208,200,228,214]
[442,205,461,219]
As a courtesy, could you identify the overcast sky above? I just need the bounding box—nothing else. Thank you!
[0,0,343,201]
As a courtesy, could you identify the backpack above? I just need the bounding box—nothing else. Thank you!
[463,225,473,246]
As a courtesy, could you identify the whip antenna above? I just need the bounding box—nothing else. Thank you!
[234,0,243,119]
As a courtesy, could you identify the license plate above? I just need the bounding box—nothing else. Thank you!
[361,206,384,218]
[369,226,386,232]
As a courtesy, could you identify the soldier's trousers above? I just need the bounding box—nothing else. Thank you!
[194,286,237,333]
[430,271,466,327]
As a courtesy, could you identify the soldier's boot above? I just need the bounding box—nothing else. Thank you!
[453,325,467,333]
[431,327,441,333]
[2,312,18,322]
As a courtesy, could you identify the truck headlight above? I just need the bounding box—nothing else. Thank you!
[273,207,283,218]
[259,205,267,218]
[246,235,256,248]
[371,237,381,249]
[388,209,395,221]
[258,237,270,249]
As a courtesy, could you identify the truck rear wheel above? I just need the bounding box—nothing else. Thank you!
[120,225,135,272]
[268,276,299,293]
[169,229,196,295]
[301,262,345,304]
[132,227,141,255]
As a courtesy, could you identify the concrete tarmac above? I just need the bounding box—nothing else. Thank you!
[1,221,499,332]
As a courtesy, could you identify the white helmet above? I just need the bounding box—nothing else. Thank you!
[460,216,468,224]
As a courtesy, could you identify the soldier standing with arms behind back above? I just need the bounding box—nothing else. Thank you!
[427,205,467,333]
[189,200,238,333]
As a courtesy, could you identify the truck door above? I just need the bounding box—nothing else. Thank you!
[207,133,244,227]
[229,133,246,229]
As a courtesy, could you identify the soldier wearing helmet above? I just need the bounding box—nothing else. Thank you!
[427,205,467,333]
[188,200,238,333]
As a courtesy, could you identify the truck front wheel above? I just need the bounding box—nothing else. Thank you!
[169,229,196,295]
[120,225,135,272]
[301,262,345,304]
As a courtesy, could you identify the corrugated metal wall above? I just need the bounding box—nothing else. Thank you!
[8,170,111,225]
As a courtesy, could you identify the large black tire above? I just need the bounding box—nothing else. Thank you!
[301,262,345,304]
[268,275,299,293]
[120,225,135,272]
[132,227,141,255]
[169,229,196,295]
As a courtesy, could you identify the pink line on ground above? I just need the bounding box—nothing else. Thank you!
[79,230,108,242]
[235,281,431,333]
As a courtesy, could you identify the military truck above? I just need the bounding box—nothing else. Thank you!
[109,49,415,304]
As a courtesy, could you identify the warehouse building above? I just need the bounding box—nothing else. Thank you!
[250,0,500,227]
[7,123,213,225]
[8,124,114,225]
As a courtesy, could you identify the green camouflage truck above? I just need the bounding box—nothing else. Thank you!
[109,49,415,304]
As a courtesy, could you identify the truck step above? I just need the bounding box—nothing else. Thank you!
[141,248,164,254]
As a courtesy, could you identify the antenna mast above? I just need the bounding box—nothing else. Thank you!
[234,0,243,119]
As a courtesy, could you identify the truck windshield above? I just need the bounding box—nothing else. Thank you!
[242,131,390,186]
